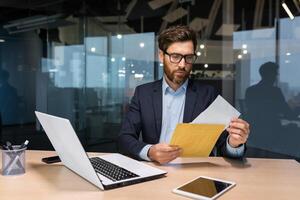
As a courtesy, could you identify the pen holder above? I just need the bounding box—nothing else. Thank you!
[1,145,26,176]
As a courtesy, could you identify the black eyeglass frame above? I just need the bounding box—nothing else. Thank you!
[163,51,198,64]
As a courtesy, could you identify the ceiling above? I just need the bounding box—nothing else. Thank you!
[0,0,299,40]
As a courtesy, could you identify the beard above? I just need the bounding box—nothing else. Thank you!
[163,60,191,85]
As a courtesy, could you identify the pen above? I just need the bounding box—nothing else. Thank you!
[19,140,29,149]
[6,141,13,150]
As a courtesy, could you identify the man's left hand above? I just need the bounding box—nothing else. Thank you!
[226,118,250,148]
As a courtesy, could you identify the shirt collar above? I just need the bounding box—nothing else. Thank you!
[162,76,188,94]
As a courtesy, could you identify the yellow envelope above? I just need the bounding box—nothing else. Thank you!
[170,123,225,157]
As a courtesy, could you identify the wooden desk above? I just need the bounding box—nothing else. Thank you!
[1,150,300,200]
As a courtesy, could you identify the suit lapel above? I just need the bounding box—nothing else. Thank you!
[152,80,163,138]
[183,80,198,123]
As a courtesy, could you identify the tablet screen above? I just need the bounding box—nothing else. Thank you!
[177,177,233,198]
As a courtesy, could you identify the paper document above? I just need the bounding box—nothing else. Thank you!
[170,124,225,157]
[170,95,240,157]
[191,95,241,129]
[169,157,212,164]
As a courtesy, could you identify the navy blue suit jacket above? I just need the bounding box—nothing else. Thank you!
[118,79,234,160]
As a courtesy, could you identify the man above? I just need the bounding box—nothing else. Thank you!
[245,62,297,148]
[118,25,250,164]
[245,62,297,124]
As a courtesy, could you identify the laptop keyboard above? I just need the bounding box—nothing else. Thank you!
[90,157,139,182]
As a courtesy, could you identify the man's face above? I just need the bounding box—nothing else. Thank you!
[159,41,194,85]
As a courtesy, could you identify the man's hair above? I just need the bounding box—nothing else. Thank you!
[158,25,197,52]
[259,62,278,78]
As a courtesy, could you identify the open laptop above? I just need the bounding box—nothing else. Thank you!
[35,111,167,190]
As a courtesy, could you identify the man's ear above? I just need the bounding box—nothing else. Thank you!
[159,50,164,63]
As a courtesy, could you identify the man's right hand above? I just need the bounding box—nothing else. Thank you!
[148,143,182,164]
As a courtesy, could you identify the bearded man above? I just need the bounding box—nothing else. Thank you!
[118,25,250,164]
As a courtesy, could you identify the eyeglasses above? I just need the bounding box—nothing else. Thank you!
[163,51,197,64]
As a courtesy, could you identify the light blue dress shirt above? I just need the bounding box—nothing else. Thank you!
[139,77,244,161]
[159,78,187,143]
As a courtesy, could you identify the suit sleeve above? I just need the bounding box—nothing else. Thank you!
[214,131,246,158]
[117,87,148,160]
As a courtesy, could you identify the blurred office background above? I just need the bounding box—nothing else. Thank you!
[0,0,300,160]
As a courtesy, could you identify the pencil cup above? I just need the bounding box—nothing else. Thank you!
[2,145,26,176]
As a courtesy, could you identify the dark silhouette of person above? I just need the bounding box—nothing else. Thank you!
[245,62,296,125]
[244,62,298,153]
[0,69,20,125]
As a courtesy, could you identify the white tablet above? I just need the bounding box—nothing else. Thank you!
[173,176,236,200]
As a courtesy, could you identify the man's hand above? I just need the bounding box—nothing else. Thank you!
[226,118,250,148]
[148,143,182,164]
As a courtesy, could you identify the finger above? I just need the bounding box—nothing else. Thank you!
[159,145,181,152]
[229,123,249,135]
[228,126,248,137]
[165,152,180,163]
[159,151,182,161]
[229,133,246,143]
[227,127,243,136]
[228,122,250,134]
[157,152,179,164]
[229,121,247,130]
[168,155,179,163]
[156,149,181,158]
[162,149,181,158]
[170,150,181,157]
[230,130,248,141]
[231,118,250,129]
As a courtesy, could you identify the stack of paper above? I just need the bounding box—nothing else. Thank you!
[170,95,240,157]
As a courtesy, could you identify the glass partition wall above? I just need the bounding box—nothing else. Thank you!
[0,0,299,158]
